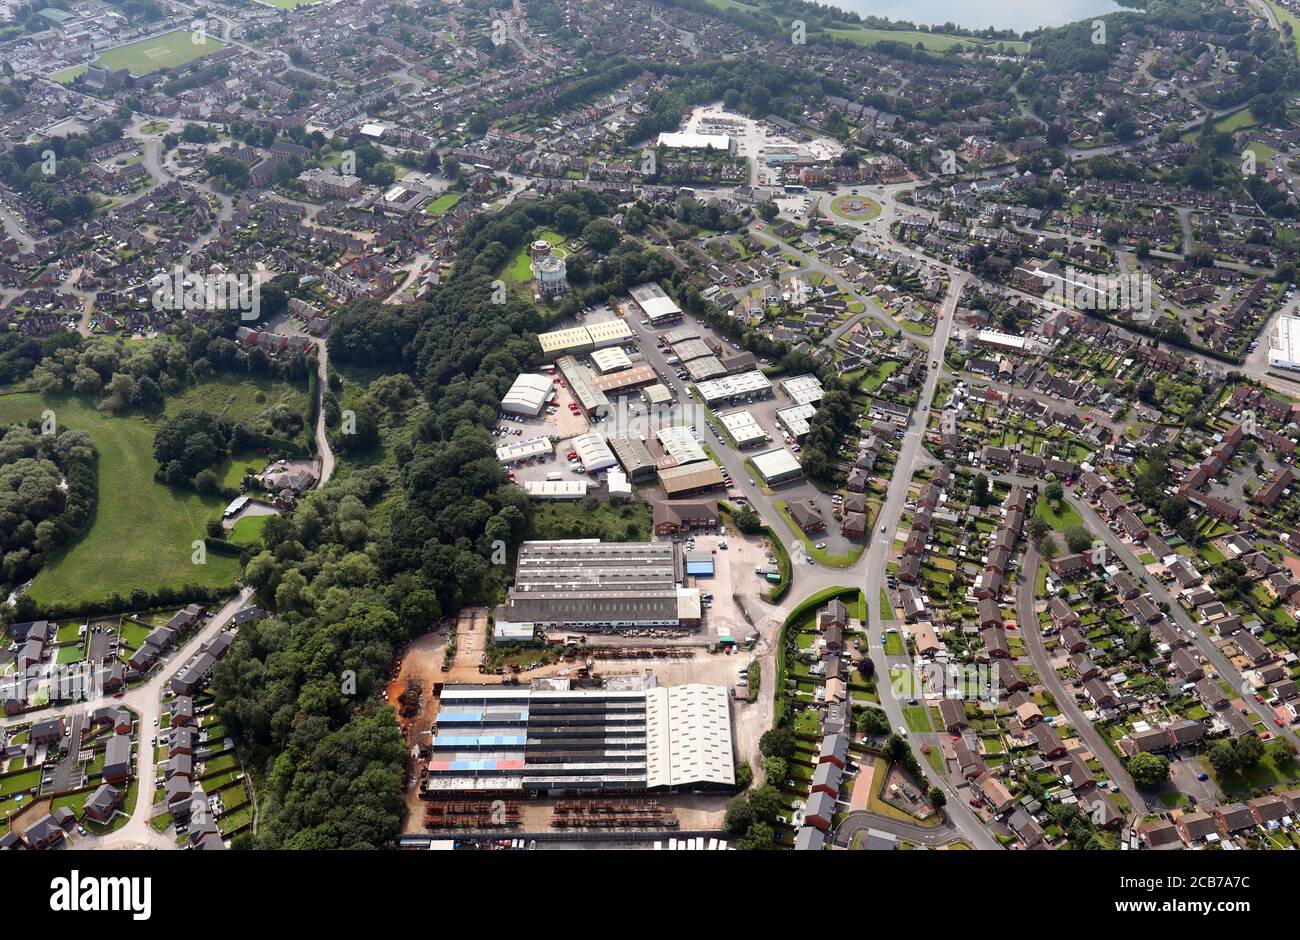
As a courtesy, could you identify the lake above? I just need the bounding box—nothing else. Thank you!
[826,0,1126,32]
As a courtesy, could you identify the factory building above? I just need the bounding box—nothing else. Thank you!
[493,540,701,636]
[591,347,633,374]
[608,435,657,482]
[496,437,555,464]
[555,355,609,416]
[629,283,683,326]
[694,370,773,406]
[656,425,707,466]
[777,403,818,441]
[425,679,735,796]
[538,320,634,358]
[658,461,726,497]
[1269,315,1300,372]
[571,432,618,472]
[656,132,735,153]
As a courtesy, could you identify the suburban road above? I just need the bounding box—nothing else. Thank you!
[856,272,1003,849]
[1067,491,1300,753]
[1016,543,1140,804]
[18,586,256,849]
[312,339,335,486]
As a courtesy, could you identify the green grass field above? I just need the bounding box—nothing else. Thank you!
[427,192,462,216]
[825,26,1029,54]
[52,30,228,81]
[1181,106,1258,143]
[0,393,240,607]
[163,373,311,445]
[503,231,570,284]
[227,514,269,546]
[1263,0,1300,63]
[830,193,882,222]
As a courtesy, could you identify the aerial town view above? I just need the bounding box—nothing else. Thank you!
[0,0,1297,906]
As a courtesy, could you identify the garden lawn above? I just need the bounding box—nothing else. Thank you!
[227,514,269,545]
[0,392,240,607]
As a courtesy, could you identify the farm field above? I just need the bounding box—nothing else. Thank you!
[0,392,240,607]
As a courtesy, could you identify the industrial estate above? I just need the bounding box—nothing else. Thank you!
[2,0,1300,881]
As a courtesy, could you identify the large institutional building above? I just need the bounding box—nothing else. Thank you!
[425,679,735,795]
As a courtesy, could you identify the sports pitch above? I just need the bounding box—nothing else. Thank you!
[252,0,324,8]
[61,29,229,80]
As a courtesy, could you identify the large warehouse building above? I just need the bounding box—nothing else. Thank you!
[695,370,773,406]
[629,283,684,326]
[500,373,554,416]
[425,679,735,796]
[752,447,803,485]
[1269,315,1300,372]
[538,320,634,358]
[493,539,700,635]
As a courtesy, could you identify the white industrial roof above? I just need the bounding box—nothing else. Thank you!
[777,402,818,437]
[571,432,617,471]
[656,132,731,151]
[717,409,766,445]
[644,684,735,789]
[1270,316,1300,369]
[501,373,554,413]
[780,374,824,406]
[523,480,589,498]
[751,447,802,480]
[656,425,707,465]
[695,370,772,403]
[496,438,554,464]
[591,347,633,374]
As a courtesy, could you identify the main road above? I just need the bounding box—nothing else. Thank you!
[857,272,1002,849]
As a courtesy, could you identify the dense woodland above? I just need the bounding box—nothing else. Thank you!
[0,425,96,591]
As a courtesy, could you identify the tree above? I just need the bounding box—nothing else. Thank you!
[1127,752,1169,789]
[1045,481,1063,503]
[928,786,947,808]
[723,796,755,835]
[759,727,796,761]
[1268,738,1296,767]
[737,821,775,850]
[1064,524,1093,554]
[1208,740,1239,778]
[1234,734,1265,769]
[580,218,620,253]
[762,756,788,783]
[855,706,888,735]
[748,784,784,824]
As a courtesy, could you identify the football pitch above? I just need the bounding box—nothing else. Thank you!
[73,29,229,78]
